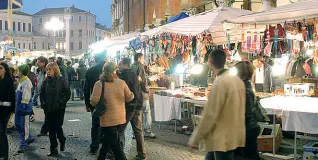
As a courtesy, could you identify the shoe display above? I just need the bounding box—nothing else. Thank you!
[47,148,58,156]
[37,133,47,137]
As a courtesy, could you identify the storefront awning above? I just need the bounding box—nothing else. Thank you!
[228,0,318,24]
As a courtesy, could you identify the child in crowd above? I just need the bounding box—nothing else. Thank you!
[15,64,35,153]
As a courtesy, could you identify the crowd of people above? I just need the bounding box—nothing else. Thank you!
[0,52,157,160]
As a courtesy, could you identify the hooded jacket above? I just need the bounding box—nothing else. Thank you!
[15,76,33,115]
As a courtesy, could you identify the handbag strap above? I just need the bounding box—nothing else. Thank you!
[100,81,105,102]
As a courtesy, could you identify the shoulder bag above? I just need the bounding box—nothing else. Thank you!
[92,81,106,118]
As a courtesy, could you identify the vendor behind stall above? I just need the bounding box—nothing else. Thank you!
[252,55,275,93]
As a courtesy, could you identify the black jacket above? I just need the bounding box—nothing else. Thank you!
[130,62,147,93]
[244,80,259,130]
[59,65,69,82]
[118,68,143,111]
[0,76,15,117]
[40,77,71,113]
[84,61,105,110]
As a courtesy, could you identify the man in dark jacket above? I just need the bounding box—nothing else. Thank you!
[84,52,107,155]
[56,57,68,83]
[131,53,146,90]
[253,56,275,93]
[118,58,146,160]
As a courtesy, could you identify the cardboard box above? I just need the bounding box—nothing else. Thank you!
[303,142,318,160]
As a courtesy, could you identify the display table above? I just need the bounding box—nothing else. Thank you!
[260,96,318,159]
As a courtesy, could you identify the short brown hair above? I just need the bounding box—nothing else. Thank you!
[37,56,48,65]
[234,61,255,81]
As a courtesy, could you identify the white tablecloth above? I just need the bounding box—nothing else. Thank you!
[260,96,318,134]
[153,94,182,121]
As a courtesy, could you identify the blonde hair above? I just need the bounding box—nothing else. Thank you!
[100,62,118,82]
[46,62,61,78]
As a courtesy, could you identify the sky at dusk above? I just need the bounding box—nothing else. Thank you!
[21,0,112,27]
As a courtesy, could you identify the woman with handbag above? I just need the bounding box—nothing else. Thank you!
[0,62,15,160]
[40,62,71,156]
[90,62,134,160]
[234,61,261,160]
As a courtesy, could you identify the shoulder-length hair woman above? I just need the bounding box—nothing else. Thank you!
[0,62,15,160]
[234,61,260,160]
[91,62,134,160]
[40,62,70,156]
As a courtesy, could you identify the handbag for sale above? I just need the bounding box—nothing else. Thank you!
[253,96,270,122]
[92,81,106,118]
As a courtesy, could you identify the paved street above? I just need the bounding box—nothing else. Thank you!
[6,101,204,160]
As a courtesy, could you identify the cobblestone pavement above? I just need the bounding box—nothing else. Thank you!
[6,101,204,160]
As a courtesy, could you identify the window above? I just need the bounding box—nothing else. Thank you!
[60,43,63,49]
[0,20,2,30]
[78,42,82,49]
[63,30,66,37]
[70,42,74,50]
[34,42,36,49]
[48,43,51,49]
[18,43,20,48]
[56,43,59,49]
[18,22,20,31]
[5,21,8,30]
[42,42,45,49]
[79,16,82,22]
[13,22,15,31]
[39,18,42,24]
[64,43,66,49]
[58,30,62,37]
[87,16,89,23]
[71,30,74,37]
[86,30,88,36]
[71,16,74,22]
[79,29,82,37]
[29,43,31,49]
[23,43,25,49]
[28,23,31,32]
[23,23,26,32]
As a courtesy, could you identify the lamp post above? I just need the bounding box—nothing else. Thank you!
[45,18,64,58]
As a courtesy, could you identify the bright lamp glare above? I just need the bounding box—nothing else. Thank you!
[175,64,186,74]
[190,64,203,75]
[306,48,314,56]
[45,18,64,31]
[230,67,238,76]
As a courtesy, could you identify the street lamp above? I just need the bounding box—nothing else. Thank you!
[45,18,64,57]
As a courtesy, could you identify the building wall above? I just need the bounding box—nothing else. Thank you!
[0,12,34,50]
[32,12,96,56]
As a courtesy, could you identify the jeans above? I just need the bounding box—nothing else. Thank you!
[98,126,126,160]
[205,150,235,160]
[90,111,101,151]
[119,110,146,158]
[47,109,66,150]
[40,114,49,134]
[142,100,152,133]
[0,115,10,159]
[32,86,38,105]
[15,114,34,149]
[235,126,261,160]
[70,81,76,100]
[77,80,85,99]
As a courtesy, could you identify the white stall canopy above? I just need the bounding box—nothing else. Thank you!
[228,0,318,24]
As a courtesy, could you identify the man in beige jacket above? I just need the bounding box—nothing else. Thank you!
[188,50,246,160]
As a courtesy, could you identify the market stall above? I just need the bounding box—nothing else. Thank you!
[223,0,318,158]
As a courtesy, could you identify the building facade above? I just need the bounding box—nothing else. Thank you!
[0,11,47,52]
[111,0,299,37]
[96,23,111,41]
[32,5,97,56]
